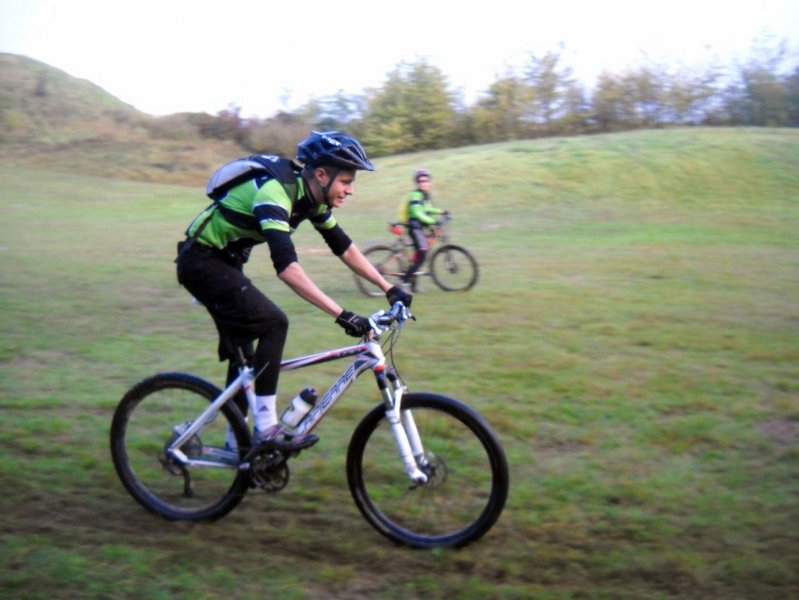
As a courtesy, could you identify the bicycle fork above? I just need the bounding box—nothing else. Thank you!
[381,370,429,485]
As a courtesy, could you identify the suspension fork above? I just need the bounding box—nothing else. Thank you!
[379,368,428,483]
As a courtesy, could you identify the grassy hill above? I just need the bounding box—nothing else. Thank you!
[0,53,143,139]
[0,53,247,185]
[1,125,797,598]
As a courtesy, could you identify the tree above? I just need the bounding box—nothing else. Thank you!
[309,90,369,132]
[737,40,793,125]
[591,71,628,132]
[558,81,590,134]
[667,64,722,125]
[523,47,575,134]
[625,65,668,127]
[362,59,457,155]
[786,66,799,126]
[244,111,313,156]
[220,39,799,152]
[471,74,532,143]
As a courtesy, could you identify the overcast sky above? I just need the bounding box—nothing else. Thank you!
[2,0,797,118]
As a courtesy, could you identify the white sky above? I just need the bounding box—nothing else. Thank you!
[1,0,797,118]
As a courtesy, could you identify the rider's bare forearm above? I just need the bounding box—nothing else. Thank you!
[278,262,343,317]
[340,244,393,293]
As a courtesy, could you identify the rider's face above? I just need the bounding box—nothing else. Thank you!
[416,177,431,191]
[318,168,356,208]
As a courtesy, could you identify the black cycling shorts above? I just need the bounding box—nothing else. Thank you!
[176,242,288,361]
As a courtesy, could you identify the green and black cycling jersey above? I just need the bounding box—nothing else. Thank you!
[187,170,352,273]
[399,189,444,225]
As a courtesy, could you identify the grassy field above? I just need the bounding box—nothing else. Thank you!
[1,128,797,599]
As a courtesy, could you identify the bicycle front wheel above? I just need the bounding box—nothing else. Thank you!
[110,372,251,521]
[347,393,509,548]
[354,245,406,297]
[430,244,479,291]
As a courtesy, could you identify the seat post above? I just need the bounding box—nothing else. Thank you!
[233,346,249,371]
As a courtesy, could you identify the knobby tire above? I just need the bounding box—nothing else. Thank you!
[430,244,479,292]
[110,372,251,521]
[346,393,509,548]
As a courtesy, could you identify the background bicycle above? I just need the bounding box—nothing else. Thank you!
[354,215,479,297]
[110,304,509,549]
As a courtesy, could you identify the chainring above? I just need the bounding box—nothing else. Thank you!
[249,447,290,492]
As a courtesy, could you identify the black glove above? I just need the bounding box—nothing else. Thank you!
[386,285,413,308]
[336,310,374,337]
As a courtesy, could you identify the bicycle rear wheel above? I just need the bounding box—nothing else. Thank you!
[347,393,508,548]
[430,244,479,291]
[110,372,251,521]
[354,245,407,297]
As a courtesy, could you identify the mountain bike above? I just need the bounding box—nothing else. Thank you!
[109,303,509,549]
[354,216,479,296]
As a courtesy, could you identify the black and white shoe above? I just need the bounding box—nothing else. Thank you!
[252,425,319,452]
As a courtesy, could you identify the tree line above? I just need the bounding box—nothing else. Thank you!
[182,40,798,158]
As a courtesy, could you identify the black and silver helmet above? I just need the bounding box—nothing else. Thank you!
[296,131,375,171]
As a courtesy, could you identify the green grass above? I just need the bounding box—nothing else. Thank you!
[1,128,798,599]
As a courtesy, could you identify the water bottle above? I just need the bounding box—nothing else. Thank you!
[280,387,318,428]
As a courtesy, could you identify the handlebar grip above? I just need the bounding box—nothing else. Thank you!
[371,302,412,326]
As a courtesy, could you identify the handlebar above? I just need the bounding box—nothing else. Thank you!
[371,301,413,330]
[389,212,452,232]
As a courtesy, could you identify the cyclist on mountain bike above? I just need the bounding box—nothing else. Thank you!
[176,131,412,451]
[399,168,449,292]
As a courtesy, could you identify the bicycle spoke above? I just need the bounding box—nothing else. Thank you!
[111,374,250,521]
[348,394,507,547]
[430,245,479,292]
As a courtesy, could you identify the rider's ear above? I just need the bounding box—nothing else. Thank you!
[314,167,329,185]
